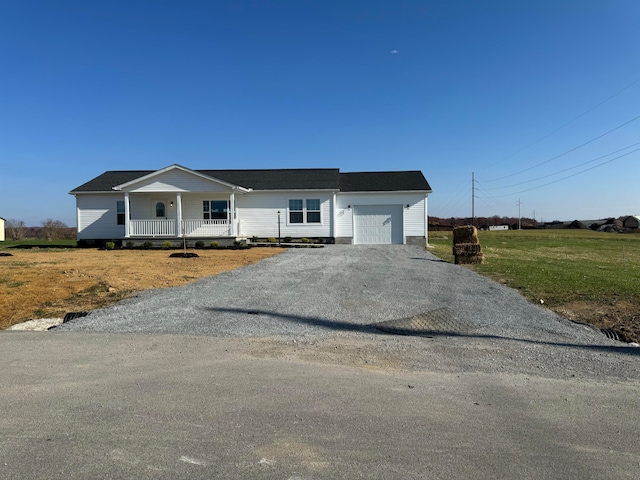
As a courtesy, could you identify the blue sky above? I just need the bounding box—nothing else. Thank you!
[1,0,639,226]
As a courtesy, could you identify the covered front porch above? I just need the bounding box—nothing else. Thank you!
[122,190,242,239]
[128,218,239,237]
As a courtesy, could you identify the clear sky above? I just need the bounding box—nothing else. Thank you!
[1,0,639,226]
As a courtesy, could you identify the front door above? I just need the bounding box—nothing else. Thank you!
[153,199,168,219]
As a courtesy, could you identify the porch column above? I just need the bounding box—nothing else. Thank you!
[176,192,183,237]
[124,192,130,238]
[229,191,235,236]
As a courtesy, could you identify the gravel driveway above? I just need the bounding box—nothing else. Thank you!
[56,245,612,346]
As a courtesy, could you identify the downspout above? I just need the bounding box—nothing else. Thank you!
[424,193,429,247]
[331,192,337,240]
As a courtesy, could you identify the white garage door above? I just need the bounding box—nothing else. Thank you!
[353,205,404,245]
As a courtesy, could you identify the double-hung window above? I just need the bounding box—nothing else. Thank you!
[116,201,125,225]
[288,198,321,224]
[203,200,229,220]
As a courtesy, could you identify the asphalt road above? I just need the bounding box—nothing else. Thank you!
[2,246,639,479]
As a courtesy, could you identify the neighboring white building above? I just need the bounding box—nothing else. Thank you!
[0,217,5,242]
[70,164,432,246]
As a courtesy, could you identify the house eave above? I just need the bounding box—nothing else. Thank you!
[338,189,433,194]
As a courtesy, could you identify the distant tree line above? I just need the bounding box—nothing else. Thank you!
[429,216,538,231]
[4,218,76,241]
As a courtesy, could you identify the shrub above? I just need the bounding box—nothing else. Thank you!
[195,240,205,249]
[161,241,173,250]
[105,241,116,250]
[125,241,134,248]
[301,238,310,243]
[210,241,220,248]
[267,237,276,243]
[142,241,153,249]
[233,240,247,249]
[284,236,292,243]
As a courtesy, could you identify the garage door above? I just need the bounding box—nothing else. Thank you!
[353,205,403,245]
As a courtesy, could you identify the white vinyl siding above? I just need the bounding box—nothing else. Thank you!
[76,194,125,239]
[236,192,332,237]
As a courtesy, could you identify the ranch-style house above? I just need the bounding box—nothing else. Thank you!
[70,164,432,246]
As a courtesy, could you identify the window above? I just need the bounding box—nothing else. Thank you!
[289,198,321,224]
[306,199,321,223]
[203,200,229,220]
[155,202,166,218]
[289,199,304,223]
[116,201,125,225]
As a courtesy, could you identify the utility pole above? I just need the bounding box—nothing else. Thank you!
[517,199,523,230]
[471,172,475,226]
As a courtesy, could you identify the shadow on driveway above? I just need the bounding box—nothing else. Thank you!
[204,307,640,356]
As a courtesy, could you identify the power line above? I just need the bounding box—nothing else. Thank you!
[489,146,640,198]
[478,74,640,173]
[480,140,640,191]
[483,112,640,182]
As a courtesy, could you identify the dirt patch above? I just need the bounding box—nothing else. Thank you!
[554,301,640,344]
[0,248,282,329]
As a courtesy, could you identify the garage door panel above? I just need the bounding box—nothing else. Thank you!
[354,205,403,244]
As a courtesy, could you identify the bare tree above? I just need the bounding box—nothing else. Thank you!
[5,218,26,240]
[40,218,68,241]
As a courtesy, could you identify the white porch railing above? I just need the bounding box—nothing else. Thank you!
[130,219,176,237]
[129,219,233,237]
[182,219,231,237]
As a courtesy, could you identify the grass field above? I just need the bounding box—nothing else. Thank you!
[1,239,77,249]
[429,229,640,342]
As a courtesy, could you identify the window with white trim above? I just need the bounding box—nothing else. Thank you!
[203,200,229,220]
[116,201,125,225]
[288,198,321,224]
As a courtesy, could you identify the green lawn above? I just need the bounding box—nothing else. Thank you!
[428,229,640,309]
[1,239,77,249]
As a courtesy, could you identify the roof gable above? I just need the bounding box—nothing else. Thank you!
[114,164,247,192]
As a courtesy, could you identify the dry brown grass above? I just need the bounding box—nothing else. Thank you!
[0,247,282,329]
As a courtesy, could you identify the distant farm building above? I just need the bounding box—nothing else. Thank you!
[623,216,640,229]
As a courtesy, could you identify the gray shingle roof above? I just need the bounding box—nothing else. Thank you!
[70,168,430,193]
[340,171,431,192]
[201,169,341,190]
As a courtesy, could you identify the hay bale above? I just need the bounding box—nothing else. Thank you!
[452,243,482,256]
[452,225,479,245]
[455,253,484,265]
